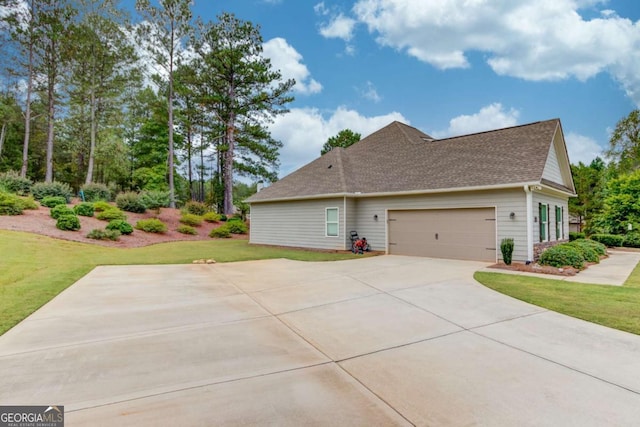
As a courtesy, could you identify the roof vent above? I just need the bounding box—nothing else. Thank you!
[421,136,435,142]
[327,164,332,169]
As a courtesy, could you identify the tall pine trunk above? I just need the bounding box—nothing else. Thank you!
[45,56,55,183]
[85,73,97,184]
[167,27,176,208]
[223,117,235,215]
[20,39,34,178]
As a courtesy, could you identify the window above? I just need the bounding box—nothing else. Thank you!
[326,208,339,237]
[539,203,548,242]
[556,206,563,240]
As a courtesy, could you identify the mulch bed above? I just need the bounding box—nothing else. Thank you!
[488,262,579,276]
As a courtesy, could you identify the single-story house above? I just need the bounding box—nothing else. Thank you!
[247,119,576,263]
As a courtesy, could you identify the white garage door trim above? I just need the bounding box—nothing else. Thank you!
[385,206,498,262]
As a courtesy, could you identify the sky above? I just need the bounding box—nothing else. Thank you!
[148,1,639,177]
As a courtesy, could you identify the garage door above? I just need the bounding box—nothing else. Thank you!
[388,208,496,261]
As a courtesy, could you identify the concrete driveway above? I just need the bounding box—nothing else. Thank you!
[1,256,640,426]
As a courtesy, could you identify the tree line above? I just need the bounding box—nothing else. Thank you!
[0,0,293,213]
[570,109,640,236]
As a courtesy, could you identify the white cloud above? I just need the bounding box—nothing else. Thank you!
[352,0,640,105]
[262,37,322,95]
[269,106,407,176]
[432,103,520,138]
[565,132,604,165]
[360,81,381,102]
[319,13,357,41]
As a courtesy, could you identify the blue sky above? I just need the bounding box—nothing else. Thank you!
[187,1,639,176]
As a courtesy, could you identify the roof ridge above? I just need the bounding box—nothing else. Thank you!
[437,118,559,142]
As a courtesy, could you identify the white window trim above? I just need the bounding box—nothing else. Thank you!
[325,207,339,238]
[540,203,549,242]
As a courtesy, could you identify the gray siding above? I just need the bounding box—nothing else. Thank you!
[250,198,347,250]
[353,189,528,262]
[533,192,569,243]
[542,142,563,184]
[345,198,357,248]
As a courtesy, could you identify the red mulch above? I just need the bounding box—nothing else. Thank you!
[0,200,247,248]
[488,262,579,276]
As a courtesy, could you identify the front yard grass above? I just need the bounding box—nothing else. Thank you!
[474,266,640,335]
[0,230,358,335]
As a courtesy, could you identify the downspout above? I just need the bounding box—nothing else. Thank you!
[343,197,347,250]
[524,185,534,263]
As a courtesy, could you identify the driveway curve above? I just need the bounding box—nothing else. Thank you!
[1,256,640,426]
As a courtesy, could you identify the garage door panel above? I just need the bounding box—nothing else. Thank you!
[388,208,496,262]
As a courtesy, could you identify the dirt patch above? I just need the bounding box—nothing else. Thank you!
[0,201,247,248]
[488,262,579,276]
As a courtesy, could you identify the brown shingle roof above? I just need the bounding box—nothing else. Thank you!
[248,119,567,202]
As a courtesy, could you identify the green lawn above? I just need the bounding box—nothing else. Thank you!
[474,264,640,335]
[0,230,358,335]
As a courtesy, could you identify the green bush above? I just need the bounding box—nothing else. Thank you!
[590,234,624,247]
[140,190,170,211]
[135,218,167,233]
[225,220,248,234]
[106,219,134,235]
[41,196,67,208]
[219,214,227,222]
[96,208,127,221]
[539,244,585,269]
[81,182,111,202]
[623,233,640,248]
[18,196,38,210]
[177,224,198,235]
[87,228,121,241]
[116,192,146,213]
[0,191,24,215]
[203,212,221,223]
[92,200,112,212]
[565,241,599,263]
[56,214,81,231]
[569,232,585,241]
[500,238,514,265]
[50,204,76,220]
[184,201,207,216]
[31,181,73,202]
[0,171,32,195]
[209,226,231,238]
[73,202,95,217]
[575,238,607,256]
[179,213,203,227]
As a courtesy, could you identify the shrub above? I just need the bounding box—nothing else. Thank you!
[203,212,221,223]
[590,234,624,247]
[177,224,198,235]
[539,244,585,269]
[92,200,112,212]
[565,241,599,264]
[0,191,24,215]
[184,200,207,216]
[623,233,640,248]
[140,190,170,211]
[575,238,607,256]
[31,181,73,202]
[569,232,585,241]
[0,171,32,195]
[135,218,167,233]
[219,214,227,222]
[209,226,231,238]
[18,196,38,210]
[56,214,81,231]
[81,182,111,202]
[500,238,514,265]
[179,213,203,227]
[106,219,134,235]
[41,196,67,208]
[96,208,127,221]
[87,228,121,241]
[116,192,146,213]
[225,220,248,234]
[50,204,76,220]
[73,202,95,217]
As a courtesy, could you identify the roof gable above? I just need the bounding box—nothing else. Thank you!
[542,123,575,193]
[248,119,573,203]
